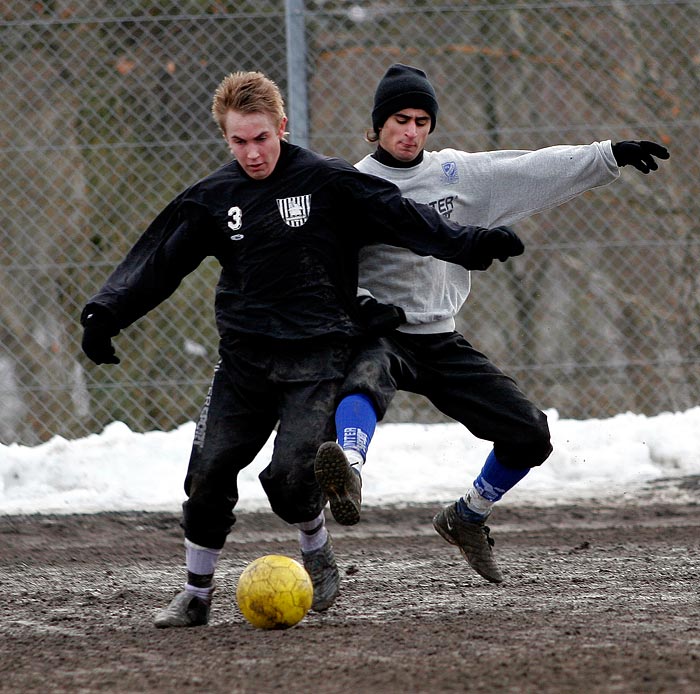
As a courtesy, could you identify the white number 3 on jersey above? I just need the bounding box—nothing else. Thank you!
[228,206,242,231]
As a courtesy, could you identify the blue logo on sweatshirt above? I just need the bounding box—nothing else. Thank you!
[441,161,458,184]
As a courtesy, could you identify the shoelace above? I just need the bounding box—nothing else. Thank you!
[482,525,495,548]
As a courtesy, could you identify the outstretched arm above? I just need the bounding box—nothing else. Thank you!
[342,167,524,271]
[483,139,669,228]
[80,197,209,365]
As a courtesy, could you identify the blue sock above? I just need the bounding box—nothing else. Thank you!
[335,393,377,461]
[457,450,530,521]
[473,449,530,502]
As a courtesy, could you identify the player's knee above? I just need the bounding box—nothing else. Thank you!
[522,438,553,468]
[496,439,552,470]
[496,411,552,469]
[264,485,325,525]
[340,346,396,420]
[259,461,325,525]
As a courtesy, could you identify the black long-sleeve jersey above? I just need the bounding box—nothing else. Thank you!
[82,142,487,342]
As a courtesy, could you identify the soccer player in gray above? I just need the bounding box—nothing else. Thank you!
[314,63,670,584]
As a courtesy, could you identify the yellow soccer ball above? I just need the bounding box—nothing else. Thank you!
[236,554,314,629]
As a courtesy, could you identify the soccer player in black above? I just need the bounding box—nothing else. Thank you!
[80,70,523,627]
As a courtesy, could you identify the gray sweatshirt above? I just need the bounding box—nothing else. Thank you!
[355,141,620,334]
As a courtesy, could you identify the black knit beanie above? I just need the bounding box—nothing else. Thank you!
[371,63,439,133]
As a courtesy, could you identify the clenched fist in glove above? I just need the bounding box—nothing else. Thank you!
[81,307,121,365]
[356,295,407,336]
[612,140,670,174]
[469,226,524,271]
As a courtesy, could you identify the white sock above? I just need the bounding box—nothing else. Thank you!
[185,538,222,576]
[296,511,328,553]
[343,447,364,475]
[184,582,215,603]
[463,485,495,516]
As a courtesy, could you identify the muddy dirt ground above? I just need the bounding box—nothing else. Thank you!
[1,476,699,694]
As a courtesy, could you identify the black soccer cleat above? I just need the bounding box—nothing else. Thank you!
[432,501,503,584]
[154,589,212,628]
[314,441,362,526]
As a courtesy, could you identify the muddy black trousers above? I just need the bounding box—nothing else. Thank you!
[345,330,553,471]
[181,338,345,549]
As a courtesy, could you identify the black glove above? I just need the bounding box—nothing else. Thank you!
[356,295,406,336]
[470,226,524,271]
[81,307,121,365]
[611,140,670,174]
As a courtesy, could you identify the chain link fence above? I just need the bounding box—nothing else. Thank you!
[1,1,698,444]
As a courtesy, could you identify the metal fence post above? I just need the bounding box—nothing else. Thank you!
[285,0,309,148]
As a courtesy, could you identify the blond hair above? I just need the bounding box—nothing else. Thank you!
[211,71,286,135]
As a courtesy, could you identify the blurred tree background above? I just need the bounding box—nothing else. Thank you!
[0,1,697,444]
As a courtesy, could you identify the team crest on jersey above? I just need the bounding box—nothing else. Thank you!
[277,195,311,227]
[441,161,459,184]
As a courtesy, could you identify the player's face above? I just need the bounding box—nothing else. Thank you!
[378,108,431,163]
[223,111,287,180]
